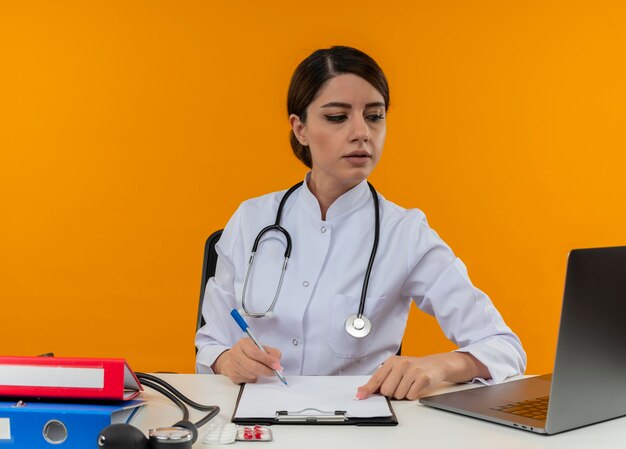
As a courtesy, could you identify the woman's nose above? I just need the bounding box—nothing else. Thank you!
[350,116,370,142]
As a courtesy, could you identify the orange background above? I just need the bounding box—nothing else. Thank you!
[1,1,625,374]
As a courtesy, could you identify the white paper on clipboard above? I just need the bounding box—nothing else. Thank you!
[233,376,392,419]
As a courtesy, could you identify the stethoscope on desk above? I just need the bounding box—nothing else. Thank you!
[98,372,220,449]
[240,180,380,338]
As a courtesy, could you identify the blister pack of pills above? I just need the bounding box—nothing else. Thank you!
[235,425,273,442]
[202,423,238,445]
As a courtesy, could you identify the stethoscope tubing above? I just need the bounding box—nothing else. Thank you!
[356,182,380,318]
[240,180,380,336]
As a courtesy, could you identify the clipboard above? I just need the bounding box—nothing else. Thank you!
[231,376,398,426]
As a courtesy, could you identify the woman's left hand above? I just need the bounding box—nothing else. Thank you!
[356,352,490,401]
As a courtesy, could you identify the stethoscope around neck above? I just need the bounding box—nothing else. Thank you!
[240,180,380,338]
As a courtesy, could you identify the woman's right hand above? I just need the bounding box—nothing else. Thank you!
[212,338,283,384]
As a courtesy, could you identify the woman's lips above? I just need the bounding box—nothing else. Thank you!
[343,153,372,166]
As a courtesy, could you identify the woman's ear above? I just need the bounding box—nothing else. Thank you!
[289,114,308,146]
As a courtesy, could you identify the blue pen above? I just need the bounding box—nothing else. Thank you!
[230,309,288,386]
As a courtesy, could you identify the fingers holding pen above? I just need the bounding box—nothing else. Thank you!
[222,309,286,384]
[263,346,284,371]
[216,338,283,384]
[240,339,283,372]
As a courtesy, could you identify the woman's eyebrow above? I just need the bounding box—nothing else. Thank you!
[320,101,385,109]
[321,102,351,109]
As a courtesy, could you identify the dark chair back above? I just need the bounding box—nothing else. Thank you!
[196,230,223,333]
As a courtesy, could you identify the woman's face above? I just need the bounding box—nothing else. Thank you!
[291,74,386,193]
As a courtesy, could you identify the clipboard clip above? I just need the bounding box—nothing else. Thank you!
[275,408,347,423]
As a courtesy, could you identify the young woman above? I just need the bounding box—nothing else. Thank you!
[195,46,526,400]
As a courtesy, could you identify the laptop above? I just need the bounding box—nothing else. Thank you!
[419,246,626,434]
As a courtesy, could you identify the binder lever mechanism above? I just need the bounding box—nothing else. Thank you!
[276,408,347,423]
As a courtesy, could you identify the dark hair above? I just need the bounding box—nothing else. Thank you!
[287,46,390,168]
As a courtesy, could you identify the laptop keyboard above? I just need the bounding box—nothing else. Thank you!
[492,396,549,421]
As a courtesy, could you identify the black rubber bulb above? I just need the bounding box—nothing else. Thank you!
[97,423,149,449]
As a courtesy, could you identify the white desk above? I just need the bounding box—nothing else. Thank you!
[134,374,626,449]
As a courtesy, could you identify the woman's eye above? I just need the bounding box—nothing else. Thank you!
[367,114,385,122]
[325,115,347,123]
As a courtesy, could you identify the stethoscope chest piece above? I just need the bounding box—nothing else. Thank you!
[149,427,193,449]
[345,314,372,338]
